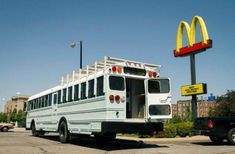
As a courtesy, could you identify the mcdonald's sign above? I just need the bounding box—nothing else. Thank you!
[174,16,212,57]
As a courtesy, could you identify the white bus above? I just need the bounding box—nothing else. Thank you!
[26,56,172,143]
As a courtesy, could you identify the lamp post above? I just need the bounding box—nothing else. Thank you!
[70,40,83,69]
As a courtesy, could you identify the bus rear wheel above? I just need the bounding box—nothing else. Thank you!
[31,122,39,136]
[59,121,70,143]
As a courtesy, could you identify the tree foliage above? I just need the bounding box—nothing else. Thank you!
[213,90,235,117]
[0,112,8,122]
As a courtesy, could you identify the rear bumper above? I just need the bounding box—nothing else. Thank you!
[101,121,163,134]
[193,128,227,138]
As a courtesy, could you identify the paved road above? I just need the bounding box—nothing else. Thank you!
[0,129,235,154]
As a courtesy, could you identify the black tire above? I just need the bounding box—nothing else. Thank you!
[95,133,116,142]
[59,121,70,143]
[31,122,39,136]
[227,128,235,145]
[2,127,9,132]
[209,136,224,144]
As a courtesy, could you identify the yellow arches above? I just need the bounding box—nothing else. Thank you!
[175,16,210,52]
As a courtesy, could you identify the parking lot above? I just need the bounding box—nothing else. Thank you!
[0,128,235,154]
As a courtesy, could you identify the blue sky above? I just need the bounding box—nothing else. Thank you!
[1,0,235,111]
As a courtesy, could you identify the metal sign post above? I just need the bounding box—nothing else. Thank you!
[190,54,197,120]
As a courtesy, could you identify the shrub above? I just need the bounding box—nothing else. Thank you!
[155,122,193,138]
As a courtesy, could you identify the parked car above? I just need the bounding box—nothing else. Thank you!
[194,116,235,145]
[0,123,14,132]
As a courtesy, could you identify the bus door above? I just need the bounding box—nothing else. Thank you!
[145,78,172,120]
[52,92,58,127]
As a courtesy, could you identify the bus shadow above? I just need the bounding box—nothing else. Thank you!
[39,135,168,151]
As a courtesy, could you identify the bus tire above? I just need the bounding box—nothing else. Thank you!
[227,128,235,145]
[59,121,70,143]
[31,122,39,136]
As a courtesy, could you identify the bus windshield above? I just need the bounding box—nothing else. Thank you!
[109,76,125,91]
[148,79,170,93]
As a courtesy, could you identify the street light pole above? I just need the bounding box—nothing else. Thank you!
[70,40,83,69]
[80,40,82,69]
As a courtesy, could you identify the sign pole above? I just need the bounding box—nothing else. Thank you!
[190,54,197,120]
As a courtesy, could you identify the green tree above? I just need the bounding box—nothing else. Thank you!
[17,109,25,122]
[0,112,8,122]
[10,108,18,122]
[214,90,235,117]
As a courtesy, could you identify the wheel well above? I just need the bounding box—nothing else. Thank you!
[58,117,67,131]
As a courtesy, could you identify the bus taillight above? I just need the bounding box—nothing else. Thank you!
[115,95,120,101]
[109,95,114,101]
[112,66,117,72]
[148,72,153,77]
[112,66,122,74]
[117,67,122,74]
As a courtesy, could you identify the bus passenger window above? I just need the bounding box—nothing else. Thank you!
[97,76,104,96]
[81,82,86,100]
[63,88,67,103]
[58,90,61,104]
[48,94,52,106]
[68,86,73,102]
[74,84,79,101]
[41,97,44,108]
[88,79,95,98]
[109,76,125,91]
[45,95,48,107]
[54,94,58,104]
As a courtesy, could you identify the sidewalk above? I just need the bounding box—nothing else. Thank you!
[12,127,28,132]
[117,135,209,143]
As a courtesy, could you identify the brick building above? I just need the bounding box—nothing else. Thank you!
[172,99,218,118]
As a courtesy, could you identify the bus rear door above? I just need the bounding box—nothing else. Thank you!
[145,78,172,120]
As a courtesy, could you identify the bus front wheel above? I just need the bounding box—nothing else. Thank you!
[59,121,70,143]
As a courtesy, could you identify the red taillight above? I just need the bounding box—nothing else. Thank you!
[115,95,120,101]
[109,95,114,101]
[153,72,157,77]
[112,66,117,72]
[208,120,214,128]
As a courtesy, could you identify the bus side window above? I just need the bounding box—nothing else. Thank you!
[58,90,61,104]
[74,84,79,101]
[97,76,104,96]
[81,82,87,100]
[48,94,52,106]
[68,86,73,102]
[54,94,58,104]
[45,95,48,107]
[41,97,44,108]
[63,88,67,103]
[88,79,95,98]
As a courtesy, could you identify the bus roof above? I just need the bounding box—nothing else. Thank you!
[61,56,161,84]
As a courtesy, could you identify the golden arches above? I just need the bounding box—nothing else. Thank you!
[175,16,210,52]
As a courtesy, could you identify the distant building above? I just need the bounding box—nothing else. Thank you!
[172,99,218,118]
[4,95,29,116]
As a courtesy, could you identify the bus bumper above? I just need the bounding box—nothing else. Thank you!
[101,121,163,134]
